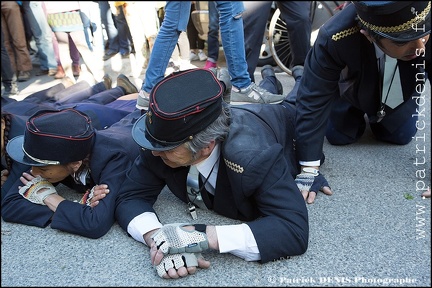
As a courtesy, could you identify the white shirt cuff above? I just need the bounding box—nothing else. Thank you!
[215,223,260,261]
[127,212,163,245]
[299,160,321,167]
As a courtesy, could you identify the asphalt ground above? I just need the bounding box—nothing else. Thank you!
[1,49,431,287]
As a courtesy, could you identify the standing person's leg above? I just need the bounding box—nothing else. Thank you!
[136,1,191,109]
[216,1,285,104]
[278,1,312,101]
[114,4,132,57]
[1,29,18,97]
[68,35,81,77]
[242,2,272,82]
[53,31,74,79]
[1,1,32,80]
[277,1,311,69]
[1,5,15,73]
[99,1,120,59]
[187,2,207,62]
[215,1,250,89]
[51,31,66,79]
[68,30,104,82]
[122,1,150,75]
[140,1,159,54]
[28,1,57,73]
[79,10,94,51]
[177,31,196,70]
[21,1,47,71]
[204,1,219,69]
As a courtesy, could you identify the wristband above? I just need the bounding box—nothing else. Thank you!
[302,167,319,176]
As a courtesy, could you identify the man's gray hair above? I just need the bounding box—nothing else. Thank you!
[185,105,231,158]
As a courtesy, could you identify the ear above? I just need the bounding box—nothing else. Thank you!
[360,29,374,43]
[68,161,83,172]
[201,140,216,158]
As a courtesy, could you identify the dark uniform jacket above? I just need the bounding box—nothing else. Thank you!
[1,110,142,239]
[1,113,28,199]
[296,3,431,162]
[115,103,309,263]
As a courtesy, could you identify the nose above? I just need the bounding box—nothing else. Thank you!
[31,167,41,176]
[152,150,162,156]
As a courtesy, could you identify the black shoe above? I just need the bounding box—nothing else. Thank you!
[103,50,118,61]
[261,65,283,95]
[121,52,130,58]
[291,65,304,81]
[2,82,19,97]
[36,69,49,76]
[117,74,138,94]
[103,74,112,90]
[17,71,31,82]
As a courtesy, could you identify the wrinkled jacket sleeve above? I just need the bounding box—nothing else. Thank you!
[115,149,167,232]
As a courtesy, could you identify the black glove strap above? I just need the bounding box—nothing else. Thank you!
[194,224,207,233]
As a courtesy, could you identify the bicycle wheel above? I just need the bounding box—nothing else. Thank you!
[269,1,339,75]
[268,8,292,75]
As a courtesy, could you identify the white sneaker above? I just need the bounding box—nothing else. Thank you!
[198,50,207,61]
[164,61,180,76]
[136,90,150,110]
[179,60,197,71]
[230,83,285,105]
[189,51,199,61]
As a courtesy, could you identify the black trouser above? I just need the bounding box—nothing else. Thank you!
[242,1,312,81]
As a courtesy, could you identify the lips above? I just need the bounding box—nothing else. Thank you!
[404,54,418,60]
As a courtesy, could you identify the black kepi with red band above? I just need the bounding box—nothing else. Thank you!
[132,68,224,151]
[6,108,95,166]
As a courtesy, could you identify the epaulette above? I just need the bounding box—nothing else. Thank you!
[331,26,360,41]
[224,158,244,173]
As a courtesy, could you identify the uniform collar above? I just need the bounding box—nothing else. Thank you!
[373,42,385,60]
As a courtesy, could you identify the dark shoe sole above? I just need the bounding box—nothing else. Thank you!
[103,51,118,61]
[117,74,138,94]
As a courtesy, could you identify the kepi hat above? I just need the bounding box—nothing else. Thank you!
[7,108,95,166]
[353,1,431,41]
[132,68,223,151]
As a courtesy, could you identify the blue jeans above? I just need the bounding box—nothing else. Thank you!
[79,11,94,51]
[216,1,250,89]
[23,2,57,70]
[142,1,191,93]
[98,1,119,53]
[142,1,251,93]
[207,1,219,63]
[114,5,132,55]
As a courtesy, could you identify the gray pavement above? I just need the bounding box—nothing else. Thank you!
[1,52,431,287]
